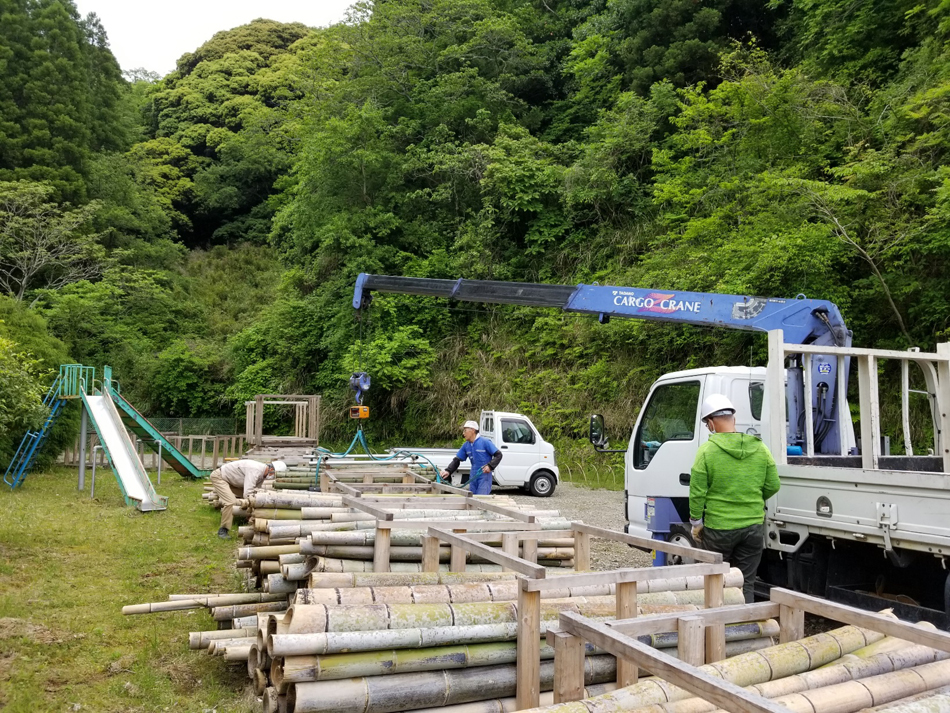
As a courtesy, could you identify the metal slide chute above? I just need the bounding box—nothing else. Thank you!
[80,387,168,511]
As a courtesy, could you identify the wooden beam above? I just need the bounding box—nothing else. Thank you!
[785,343,948,363]
[558,612,791,713]
[376,520,540,531]
[571,522,721,563]
[428,528,546,578]
[522,562,729,592]
[341,495,391,519]
[770,588,950,653]
[470,499,536,523]
[608,602,781,636]
[767,330,788,467]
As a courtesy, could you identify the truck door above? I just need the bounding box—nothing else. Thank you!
[625,379,702,539]
[493,417,540,486]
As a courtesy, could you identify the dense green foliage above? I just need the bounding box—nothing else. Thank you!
[3,0,950,456]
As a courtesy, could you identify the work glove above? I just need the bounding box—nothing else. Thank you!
[690,519,703,542]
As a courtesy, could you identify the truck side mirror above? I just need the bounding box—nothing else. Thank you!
[589,414,608,448]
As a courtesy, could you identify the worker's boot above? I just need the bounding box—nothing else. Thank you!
[217,527,229,539]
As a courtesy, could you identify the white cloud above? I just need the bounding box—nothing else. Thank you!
[74,0,357,75]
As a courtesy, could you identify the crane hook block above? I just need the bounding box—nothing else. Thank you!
[349,371,371,404]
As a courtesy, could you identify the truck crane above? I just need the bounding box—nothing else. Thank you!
[353,273,950,627]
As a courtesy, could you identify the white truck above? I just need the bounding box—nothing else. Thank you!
[392,410,559,496]
[353,273,950,626]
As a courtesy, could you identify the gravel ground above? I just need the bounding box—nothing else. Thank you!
[507,482,653,570]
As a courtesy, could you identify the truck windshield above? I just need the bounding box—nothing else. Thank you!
[633,381,701,469]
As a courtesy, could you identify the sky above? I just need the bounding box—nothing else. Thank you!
[73,0,356,76]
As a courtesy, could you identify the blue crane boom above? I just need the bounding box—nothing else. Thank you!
[352,274,853,453]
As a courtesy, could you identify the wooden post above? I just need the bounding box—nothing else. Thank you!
[516,584,541,710]
[187,436,194,461]
[551,630,585,703]
[319,468,329,493]
[779,604,805,644]
[200,438,207,469]
[211,437,220,470]
[704,572,725,663]
[255,394,264,447]
[678,615,705,666]
[373,527,391,573]
[422,536,440,573]
[616,581,638,686]
[450,542,467,572]
[501,533,519,573]
[574,529,591,571]
[522,537,538,564]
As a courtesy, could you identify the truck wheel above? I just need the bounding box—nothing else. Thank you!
[529,471,556,497]
[666,525,698,565]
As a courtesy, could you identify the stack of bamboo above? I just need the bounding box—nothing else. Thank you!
[521,620,950,713]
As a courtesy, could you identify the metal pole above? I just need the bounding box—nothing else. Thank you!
[78,405,88,491]
[91,445,102,499]
[156,441,162,485]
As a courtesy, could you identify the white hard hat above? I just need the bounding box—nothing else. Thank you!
[271,461,288,473]
[462,420,480,431]
[700,394,736,421]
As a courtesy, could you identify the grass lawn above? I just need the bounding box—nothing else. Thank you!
[0,466,256,712]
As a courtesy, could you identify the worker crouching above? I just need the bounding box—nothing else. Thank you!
[211,459,287,538]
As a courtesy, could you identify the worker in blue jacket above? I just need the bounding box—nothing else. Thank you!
[440,420,503,494]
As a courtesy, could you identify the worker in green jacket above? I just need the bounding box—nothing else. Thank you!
[689,394,781,603]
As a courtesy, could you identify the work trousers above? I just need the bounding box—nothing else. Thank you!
[700,523,765,603]
[210,468,243,531]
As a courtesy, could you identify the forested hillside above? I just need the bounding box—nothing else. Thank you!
[3,0,950,460]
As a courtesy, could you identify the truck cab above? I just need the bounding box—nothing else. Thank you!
[615,367,766,562]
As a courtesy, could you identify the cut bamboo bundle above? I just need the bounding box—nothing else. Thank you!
[287,654,619,713]
[189,627,256,649]
[303,571,519,591]
[630,640,949,713]
[519,623,886,712]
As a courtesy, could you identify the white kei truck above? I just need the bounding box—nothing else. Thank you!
[391,410,560,497]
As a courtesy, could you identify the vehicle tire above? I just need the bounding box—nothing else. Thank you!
[666,526,698,565]
[529,471,556,497]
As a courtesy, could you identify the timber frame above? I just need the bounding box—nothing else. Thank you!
[245,394,320,448]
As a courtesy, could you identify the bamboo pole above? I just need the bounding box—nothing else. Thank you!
[268,620,778,657]
[283,590,745,635]
[308,558,505,575]
[858,684,950,712]
[124,592,286,614]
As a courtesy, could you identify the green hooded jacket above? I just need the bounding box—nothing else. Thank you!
[689,433,780,530]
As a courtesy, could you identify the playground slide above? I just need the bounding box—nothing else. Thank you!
[81,390,168,511]
[109,388,210,479]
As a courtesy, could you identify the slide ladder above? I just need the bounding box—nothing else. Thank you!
[4,374,67,489]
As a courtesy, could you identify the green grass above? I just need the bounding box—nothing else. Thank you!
[554,441,625,491]
[0,467,257,712]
